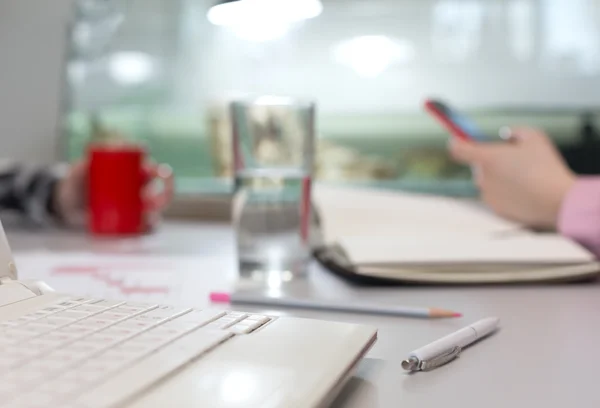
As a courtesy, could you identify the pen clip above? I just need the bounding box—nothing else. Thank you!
[419,346,462,371]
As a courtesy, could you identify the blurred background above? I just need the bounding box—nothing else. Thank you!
[3,0,600,200]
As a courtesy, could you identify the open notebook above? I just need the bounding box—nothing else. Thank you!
[312,185,600,284]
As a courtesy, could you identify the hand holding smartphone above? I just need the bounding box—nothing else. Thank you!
[424,99,489,142]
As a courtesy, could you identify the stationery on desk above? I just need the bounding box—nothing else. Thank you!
[313,185,600,284]
[209,291,462,318]
[402,317,500,372]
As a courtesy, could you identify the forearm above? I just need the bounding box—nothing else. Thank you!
[558,177,600,258]
[0,161,66,224]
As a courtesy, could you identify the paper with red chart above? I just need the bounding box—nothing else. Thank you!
[13,251,236,307]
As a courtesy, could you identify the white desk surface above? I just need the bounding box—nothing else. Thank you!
[6,220,600,408]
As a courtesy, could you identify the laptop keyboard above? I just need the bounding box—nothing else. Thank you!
[0,297,272,408]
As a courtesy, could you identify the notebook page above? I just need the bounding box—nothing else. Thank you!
[313,185,524,243]
[338,235,595,265]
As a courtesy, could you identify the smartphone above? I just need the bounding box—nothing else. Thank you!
[424,99,489,141]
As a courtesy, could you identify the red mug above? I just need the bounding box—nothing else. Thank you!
[88,144,174,235]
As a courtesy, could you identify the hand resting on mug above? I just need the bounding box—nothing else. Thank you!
[56,158,174,233]
[0,159,173,231]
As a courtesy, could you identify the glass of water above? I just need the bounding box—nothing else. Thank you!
[231,97,315,281]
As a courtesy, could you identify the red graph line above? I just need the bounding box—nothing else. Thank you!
[52,266,170,295]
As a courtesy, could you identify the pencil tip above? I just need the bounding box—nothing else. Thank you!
[209,292,231,303]
[430,308,463,318]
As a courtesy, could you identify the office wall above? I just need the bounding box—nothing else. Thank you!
[0,0,73,164]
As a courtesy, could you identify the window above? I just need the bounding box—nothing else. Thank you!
[63,0,600,199]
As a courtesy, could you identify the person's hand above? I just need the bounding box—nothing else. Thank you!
[54,161,87,226]
[449,127,576,229]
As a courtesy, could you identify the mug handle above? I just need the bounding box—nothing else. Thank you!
[143,163,174,212]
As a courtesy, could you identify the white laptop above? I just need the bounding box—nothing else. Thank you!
[0,222,377,408]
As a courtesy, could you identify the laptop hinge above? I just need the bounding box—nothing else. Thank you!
[0,276,13,285]
[0,276,54,295]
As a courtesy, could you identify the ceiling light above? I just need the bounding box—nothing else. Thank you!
[207,0,323,42]
[333,35,415,77]
[208,0,322,25]
[108,52,154,85]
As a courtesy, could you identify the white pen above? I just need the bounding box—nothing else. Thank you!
[402,317,500,372]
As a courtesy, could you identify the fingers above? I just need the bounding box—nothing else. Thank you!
[448,139,489,164]
[506,126,548,143]
[450,133,526,167]
[71,161,88,184]
[449,140,511,188]
[141,162,174,212]
[470,164,484,187]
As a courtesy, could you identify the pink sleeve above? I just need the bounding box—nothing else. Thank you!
[558,177,600,258]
